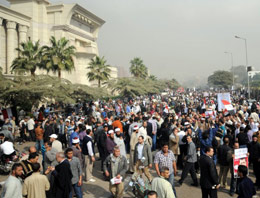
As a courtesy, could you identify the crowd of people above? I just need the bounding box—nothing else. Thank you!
[0,90,260,198]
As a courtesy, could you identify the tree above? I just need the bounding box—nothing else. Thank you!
[87,56,111,88]
[163,78,180,90]
[11,40,43,76]
[149,75,157,81]
[129,57,148,78]
[42,36,75,78]
[208,70,232,89]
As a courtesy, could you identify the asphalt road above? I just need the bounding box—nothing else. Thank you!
[1,142,259,198]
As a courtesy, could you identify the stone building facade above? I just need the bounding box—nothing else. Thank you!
[0,0,118,85]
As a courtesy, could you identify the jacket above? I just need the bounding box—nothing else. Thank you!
[106,137,116,154]
[249,141,260,161]
[52,159,73,198]
[103,154,127,180]
[169,133,180,155]
[200,154,219,189]
[82,135,94,156]
[217,144,231,166]
[187,141,197,163]
[133,143,152,167]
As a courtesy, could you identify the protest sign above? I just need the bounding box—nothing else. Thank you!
[234,148,248,178]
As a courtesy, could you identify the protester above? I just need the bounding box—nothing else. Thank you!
[1,163,23,198]
[237,165,256,198]
[130,125,140,173]
[169,127,180,161]
[154,142,177,196]
[27,116,35,141]
[21,152,39,180]
[103,146,127,198]
[147,191,158,198]
[0,126,14,142]
[106,129,116,154]
[49,134,62,152]
[227,141,239,196]
[114,127,126,157]
[82,129,95,182]
[65,148,83,198]
[22,163,50,198]
[46,152,73,198]
[35,123,44,153]
[71,137,84,170]
[43,141,58,172]
[0,137,16,161]
[133,135,153,182]
[151,166,176,198]
[200,146,219,198]
[217,136,231,188]
[178,134,198,186]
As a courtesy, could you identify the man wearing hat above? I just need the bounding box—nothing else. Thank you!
[71,137,84,170]
[129,125,140,173]
[106,130,116,155]
[49,134,62,152]
[114,128,126,157]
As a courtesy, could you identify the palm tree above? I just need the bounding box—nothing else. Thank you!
[11,40,43,76]
[87,56,111,88]
[149,75,157,81]
[42,36,76,78]
[129,57,148,78]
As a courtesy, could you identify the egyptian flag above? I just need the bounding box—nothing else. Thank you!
[0,107,17,120]
[202,98,206,109]
[222,99,235,115]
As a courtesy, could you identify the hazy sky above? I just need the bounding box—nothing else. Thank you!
[2,0,260,83]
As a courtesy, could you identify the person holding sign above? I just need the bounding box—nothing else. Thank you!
[103,146,127,198]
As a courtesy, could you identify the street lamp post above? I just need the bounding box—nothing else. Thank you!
[224,51,234,89]
[235,35,250,98]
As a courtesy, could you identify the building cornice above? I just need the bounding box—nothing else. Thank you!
[52,25,95,41]
[72,4,105,26]
[46,4,64,13]
[0,5,31,21]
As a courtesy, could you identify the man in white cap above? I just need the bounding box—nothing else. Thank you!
[49,134,62,152]
[114,128,126,157]
[106,130,116,156]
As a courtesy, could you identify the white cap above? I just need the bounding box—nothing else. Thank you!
[72,137,80,144]
[86,125,92,130]
[184,122,190,126]
[108,130,114,134]
[115,128,120,132]
[49,134,58,139]
[133,125,139,130]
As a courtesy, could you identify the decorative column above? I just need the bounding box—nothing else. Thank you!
[6,21,16,74]
[18,25,28,44]
[0,18,3,72]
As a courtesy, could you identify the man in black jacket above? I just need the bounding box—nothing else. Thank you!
[46,152,73,198]
[249,135,260,188]
[200,146,219,198]
[97,124,108,171]
[217,136,231,188]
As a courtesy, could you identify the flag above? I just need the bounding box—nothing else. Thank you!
[1,108,13,120]
[221,99,234,111]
